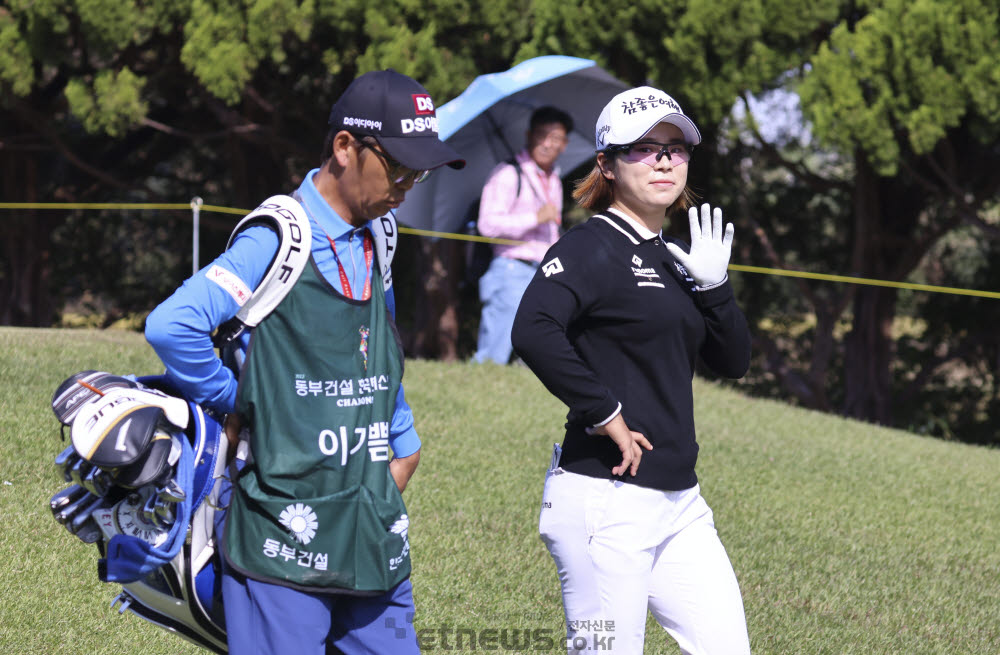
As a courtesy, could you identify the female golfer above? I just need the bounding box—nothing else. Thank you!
[511,86,753,655]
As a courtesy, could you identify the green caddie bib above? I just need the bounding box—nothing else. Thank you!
[222,247,410,594]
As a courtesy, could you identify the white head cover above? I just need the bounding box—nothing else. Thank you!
[70,386,189,479]
[595,86,702,151]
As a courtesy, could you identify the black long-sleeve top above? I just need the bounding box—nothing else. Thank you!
[511,211,751,491]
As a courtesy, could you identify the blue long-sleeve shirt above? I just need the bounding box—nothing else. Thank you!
[145,169,421,457]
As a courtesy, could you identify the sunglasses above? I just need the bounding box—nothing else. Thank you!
[608,141,693,167]
[355,139,431,185]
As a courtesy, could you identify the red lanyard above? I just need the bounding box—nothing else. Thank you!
[325,230,373,300]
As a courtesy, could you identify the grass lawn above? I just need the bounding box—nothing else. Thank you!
[1,327,998,654]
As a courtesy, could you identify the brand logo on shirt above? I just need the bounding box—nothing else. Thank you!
[631,255,664,288]
[206,265,251,305]
[389,513,410,571]
[673,261,697,290]
[542,257,564,277]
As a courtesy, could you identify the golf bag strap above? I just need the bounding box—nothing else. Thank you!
[214,195,312,346]
[213,196,398,351]
[370,211,398,292]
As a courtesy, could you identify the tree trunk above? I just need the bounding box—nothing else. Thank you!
[842,155,922,424]
[843,286,897,423]
[409,238,463,361]
[0,152,55,326]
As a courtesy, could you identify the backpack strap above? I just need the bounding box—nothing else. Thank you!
[510,156,523,199]
[213,195,312,346]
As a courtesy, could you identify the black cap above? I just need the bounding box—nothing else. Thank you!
[328,69,465,171]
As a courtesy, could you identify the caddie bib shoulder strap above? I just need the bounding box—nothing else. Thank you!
[223,245,410,595]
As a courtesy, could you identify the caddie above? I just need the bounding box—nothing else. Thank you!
[145,68,464,655]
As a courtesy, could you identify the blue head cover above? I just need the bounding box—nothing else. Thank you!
[99,434,193,583]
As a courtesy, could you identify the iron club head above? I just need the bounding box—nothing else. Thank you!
[49,484,88,513]
[157,479,186,503]
[69,459,92,488]
[68,494,110,534]
[72,517,103,544]
[53,490,97,525]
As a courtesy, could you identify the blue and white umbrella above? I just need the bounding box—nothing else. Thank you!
[394,55,628,234]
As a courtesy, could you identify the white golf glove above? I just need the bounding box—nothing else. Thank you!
[665,203,734,288]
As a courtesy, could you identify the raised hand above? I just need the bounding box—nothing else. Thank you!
[665,203,734,287]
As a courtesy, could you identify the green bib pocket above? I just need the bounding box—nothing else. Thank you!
[224,475,411,593]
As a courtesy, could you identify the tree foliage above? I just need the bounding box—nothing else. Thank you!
[801,0,1000,175]
[0,0,527,325]
[1,0,998,441]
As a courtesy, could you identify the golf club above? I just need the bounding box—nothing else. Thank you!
[157,479,186,503]
[72,517,103,544]
[68,494,109,535]
[152,497,176,529]
[49,484,88,513]
[69,458,92,488]
[54,490,97,525]
[56,450,82,483]
[82,466,114,498]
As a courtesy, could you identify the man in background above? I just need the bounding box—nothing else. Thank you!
[473,106,573,365]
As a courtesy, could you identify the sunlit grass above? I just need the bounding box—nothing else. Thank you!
[2,327,998,654]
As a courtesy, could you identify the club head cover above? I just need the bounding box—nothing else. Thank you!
[71,387,187,489]
[51,371,139,425]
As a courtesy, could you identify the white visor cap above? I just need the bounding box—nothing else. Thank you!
[595,86,702,151]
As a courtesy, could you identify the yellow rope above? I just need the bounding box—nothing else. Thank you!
[3,202,997,300]
[396,226,523,246]
[728,264,1000,299]
[0,202,247,215]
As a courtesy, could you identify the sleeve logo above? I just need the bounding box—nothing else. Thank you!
[207,264,251,305]
[542,257,564,277]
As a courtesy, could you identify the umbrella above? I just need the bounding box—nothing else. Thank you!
[394,55,629,234]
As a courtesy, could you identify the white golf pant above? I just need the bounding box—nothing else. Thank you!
[539,466,751,655]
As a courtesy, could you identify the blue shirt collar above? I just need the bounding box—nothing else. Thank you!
[296,168,369,240]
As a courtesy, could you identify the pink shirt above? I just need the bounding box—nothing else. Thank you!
[477,150,562,263]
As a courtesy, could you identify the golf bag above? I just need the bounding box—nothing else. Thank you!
[49,371,229,653]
